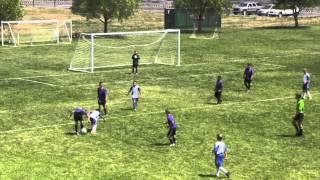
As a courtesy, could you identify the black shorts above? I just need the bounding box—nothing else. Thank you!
[98,99,106,105]
[244,79,252,83]
[295,113,304,124]
[133,61,139,67]
[74,113,83,121]
[302,84,310,91]
[167,128,176,137]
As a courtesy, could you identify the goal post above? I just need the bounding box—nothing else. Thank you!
[69,29,181,73]
[1,20,72,47]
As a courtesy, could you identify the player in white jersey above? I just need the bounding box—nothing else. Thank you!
[87,109,101,134]
[212,134,230,178]
[302,68,312,99]
[127,80,141,111]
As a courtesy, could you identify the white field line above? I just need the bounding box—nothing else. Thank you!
[0,66,172,81]
[0,60,286,82]
[1,93,318,135]
[189,66,284,77]
[17,78,59,87]
[182,63,209,66]
[260,63,287,68]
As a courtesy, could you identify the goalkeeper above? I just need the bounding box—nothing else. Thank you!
[131,50,140,74]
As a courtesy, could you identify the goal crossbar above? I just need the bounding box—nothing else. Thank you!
[82,29,180,36]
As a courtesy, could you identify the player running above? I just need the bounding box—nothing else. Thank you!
[97,81,108,115]
[127,80,141,112]
[215,76,224,104]
[243,63,255,92]
[132,50,140,74]
[87,109,102,135]
[302,68,312,100]
[212,134,230,178]
[71,107,87,136]
[165,109,177,147]
[292,93,305,136]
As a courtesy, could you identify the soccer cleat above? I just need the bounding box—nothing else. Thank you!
[170,143,176,147]
[226,172,230,178]
[133,109,137,112]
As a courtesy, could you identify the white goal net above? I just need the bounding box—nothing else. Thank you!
[69,29,180,72]
[1,20,72,46]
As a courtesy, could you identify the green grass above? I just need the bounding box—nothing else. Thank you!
[0,25,320,179]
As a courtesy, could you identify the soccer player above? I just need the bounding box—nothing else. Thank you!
[71,107,87,135]
[243,63,255,92]
[215,76,224,104]
[132,50,140,74]
[127,80,141,111]
[302,68,312,99]
[97,81,108,115]
[292,93,305,136]
[212,134,230,178]
[165,109,177,147]
[87,109,101,135]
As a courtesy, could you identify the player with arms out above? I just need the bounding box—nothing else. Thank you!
[127,80,141,112]
[132,50,140,74]
[243,63,255,92]
[97,81,108,115]
[165,109,177,147]
[212,134,230,178]
[71,107,87,136]
[302,68,312,100]
[292,93,305,136]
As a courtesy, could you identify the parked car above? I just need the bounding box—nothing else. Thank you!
[233,2,263,15]
[268,7,299,17]
[257,4,275,16]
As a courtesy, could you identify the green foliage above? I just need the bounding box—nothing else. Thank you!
[72,0,141,32]
[174,0,229,32]
[0,25,320,178]
[275,0,320,27]
[0,0,23,23]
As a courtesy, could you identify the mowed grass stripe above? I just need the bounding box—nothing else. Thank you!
[1,92,318,135]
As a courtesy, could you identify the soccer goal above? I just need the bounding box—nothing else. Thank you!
[1,20,72,46]
[69,29,181,72]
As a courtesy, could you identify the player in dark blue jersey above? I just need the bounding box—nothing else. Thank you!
[132,50,140,74]
[243,63,255,92]
[215,76,224,104]
[71,107,87,135]
[165,109,177,147]
[97,81,108,115]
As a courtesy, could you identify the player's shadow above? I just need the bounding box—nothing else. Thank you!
[151,143,171,146]
[65,132,76,136]
[198,174,216,178]
[120,107,133,111]
[277,134,297,138]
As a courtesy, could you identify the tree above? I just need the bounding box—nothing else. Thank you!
[0,0,23,24]
[276,0,320,27]
[174,0,229,32]
[72,0,141,33]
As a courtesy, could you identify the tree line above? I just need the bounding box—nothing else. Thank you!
[0,0,319,32]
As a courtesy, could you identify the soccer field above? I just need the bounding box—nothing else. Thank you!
[0,26,319,179]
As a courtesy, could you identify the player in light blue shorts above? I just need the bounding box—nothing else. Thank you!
[212,134,230,178]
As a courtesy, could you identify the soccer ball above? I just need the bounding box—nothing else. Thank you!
[80,128,87,134]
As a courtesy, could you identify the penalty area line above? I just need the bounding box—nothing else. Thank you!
[17,78,59,87]
[1,93,318,135]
